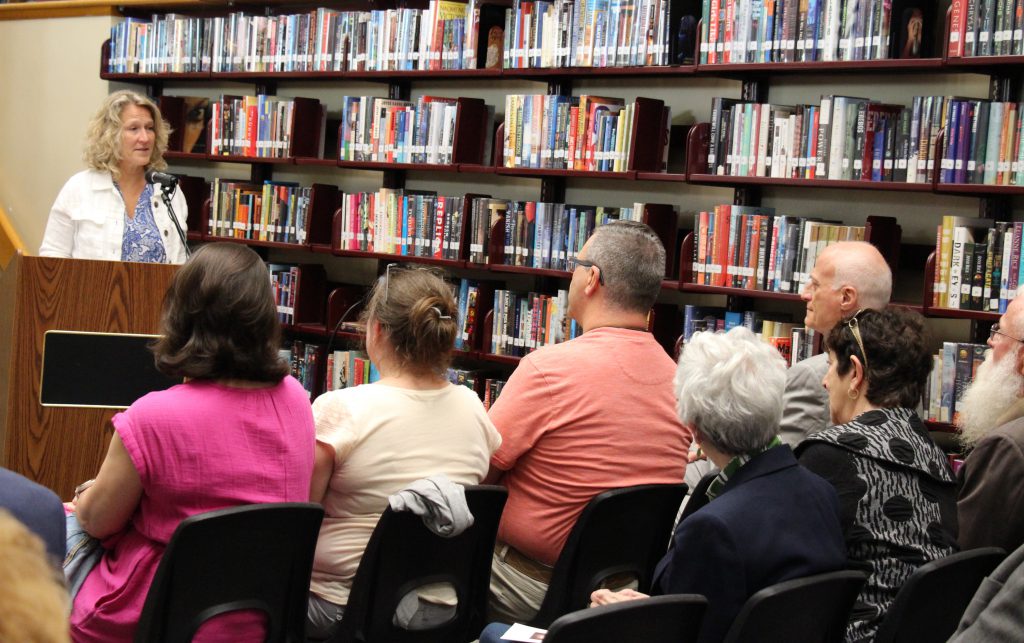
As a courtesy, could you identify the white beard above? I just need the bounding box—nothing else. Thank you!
[958,351,1024,449]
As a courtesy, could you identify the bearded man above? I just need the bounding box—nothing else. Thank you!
[957,295,1024,552]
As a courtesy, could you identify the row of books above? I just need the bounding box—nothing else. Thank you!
[108,3,483,74]
[208,179,312,243]
[700,0,894,65]
[283,340,328,398]
[932,217,1024,313]
[707,94,1007,184]
[490,289,579,356]
[681,304,813,366]
[269,264,303,325]
[502,94,658,171]
[324,349,380,392]
[692,206,866,294]
[208,95,299,158]
[338,95,460,164]
[949,0,1024,57]
[937,99,1024,186]
[108,14,208,73]
[501,0,672,69]
[924,342,986,424]
[336,189,464,261]
[465,197,645,265]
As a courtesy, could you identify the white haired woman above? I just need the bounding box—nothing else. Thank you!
[481,327,847,643]
[40,90,187,263]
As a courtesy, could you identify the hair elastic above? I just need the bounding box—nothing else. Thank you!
[431,306,452,320]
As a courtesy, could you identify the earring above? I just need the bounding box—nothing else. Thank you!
[848,389,859,400]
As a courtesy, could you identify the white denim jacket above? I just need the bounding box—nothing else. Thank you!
[39,169,188,263]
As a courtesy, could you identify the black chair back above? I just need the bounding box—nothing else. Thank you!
[677,471,716,525]
[530,483,687,628]
[329,485,507,643]
[722,570,867,643]
[873,546,1006,643]
[134,502,324,643]
[544,594,708,643]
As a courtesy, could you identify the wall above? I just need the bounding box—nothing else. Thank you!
[0,15,116,253]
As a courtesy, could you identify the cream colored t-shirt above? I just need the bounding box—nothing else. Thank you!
[309,382,501,605]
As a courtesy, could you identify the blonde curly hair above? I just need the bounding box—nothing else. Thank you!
[0,510,69,643]
[83,90,170,180]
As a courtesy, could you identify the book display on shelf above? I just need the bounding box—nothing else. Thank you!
[100,2,1024,435]
[949,0,1024,57]
[923,341,987,424]
[336,188,465,260]
[502,0,674,69]
[928,216,1023,314]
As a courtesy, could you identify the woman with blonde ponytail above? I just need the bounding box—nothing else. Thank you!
[306,266,501,639]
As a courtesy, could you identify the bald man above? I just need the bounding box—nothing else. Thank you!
[780,241,893,446]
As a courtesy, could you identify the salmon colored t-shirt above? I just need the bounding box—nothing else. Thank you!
[489,327,691,566]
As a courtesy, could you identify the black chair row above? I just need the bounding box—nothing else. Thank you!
[131,488,1005,643]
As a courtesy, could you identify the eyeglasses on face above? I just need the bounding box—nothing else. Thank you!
[990,322,1024,344]
[567,257,605,285]
[842,309,870,372]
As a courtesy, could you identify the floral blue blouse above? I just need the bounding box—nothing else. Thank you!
[119,183,167,263]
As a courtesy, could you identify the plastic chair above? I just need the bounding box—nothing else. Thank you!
[529,483,688,628]
[134,502,324,643]
[544,594,708,643]
[721,570,867,643]
[873,546,1006,643]
[327,485,508,643]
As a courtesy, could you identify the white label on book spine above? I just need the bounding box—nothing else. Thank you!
[941,159,954,170]
[968,160,977,171]
[854,160,863,170]
[1016,30,1024,41]
[1000,161,1011,172]
[884,159,893,170]
[973,286,983,297]
[980,32,990,42]
[955,160,963,170]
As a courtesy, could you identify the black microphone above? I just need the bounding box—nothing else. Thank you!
[145,170,179,189]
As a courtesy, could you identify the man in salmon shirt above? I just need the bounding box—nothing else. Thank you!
[485,220,692,624]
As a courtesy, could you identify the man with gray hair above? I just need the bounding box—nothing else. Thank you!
[956,295,1024,553]
[484,221,692,624]
[781,241,893,446]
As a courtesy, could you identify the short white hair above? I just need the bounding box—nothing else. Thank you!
[674,327,787,455]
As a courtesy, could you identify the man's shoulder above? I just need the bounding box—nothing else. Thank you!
[788,352,829,380]
[974,417,1024,457]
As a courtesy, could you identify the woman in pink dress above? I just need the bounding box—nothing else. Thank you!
[70,243,316,642]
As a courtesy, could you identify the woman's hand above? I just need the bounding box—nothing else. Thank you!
[589,588,650,608]
[76,433,142,539]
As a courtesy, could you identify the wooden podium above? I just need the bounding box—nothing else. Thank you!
[0,253,177,499]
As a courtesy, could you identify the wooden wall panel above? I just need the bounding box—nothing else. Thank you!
[1,256,176,499]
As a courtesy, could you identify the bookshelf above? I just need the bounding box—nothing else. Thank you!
[98,1,1023,435]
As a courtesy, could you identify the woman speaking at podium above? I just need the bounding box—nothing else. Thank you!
[39,90,188,263]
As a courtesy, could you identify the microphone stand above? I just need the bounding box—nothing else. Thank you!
[155,182,191,259]
[325,297,366,361]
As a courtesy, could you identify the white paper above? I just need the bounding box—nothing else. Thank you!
[501,622,548,641]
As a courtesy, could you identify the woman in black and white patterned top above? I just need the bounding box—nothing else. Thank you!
[795,307,958,643]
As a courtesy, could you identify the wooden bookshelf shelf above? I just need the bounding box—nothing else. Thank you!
[924,420,960,434]
[487,264,572,279]
[295,157,339,167]
[495,167,639,180]
[637,172,687,182]
[687,173,936,192]
[457,164,497,174]
[333,249,465,269]
[310,243,334,255]
[694,58,944,75]
[164,151,210,162]
[204,235,309,251]
[934,183,1024,196]
[207,154,295,165]
[503,64,696,79]
[679,282,805,301]
[101,70,210,81]
[476,352,522,366]
[922,306,1000,322]
[944,55,1024,68]
[337,160,463,172]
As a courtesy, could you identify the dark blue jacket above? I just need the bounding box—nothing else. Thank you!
[653,445,846,643]
[0,466,66,562]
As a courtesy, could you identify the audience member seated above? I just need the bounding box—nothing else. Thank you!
[481,327,846,643]
[783,241,892,446]
[484,221,691,624]
[796,307,958,642]
[0,510,70,643]
[956,294,1024,553]
[306,265,501,639]
[70,243,316,642]
[949,540,1024,642]
[40,90,188,263]
[0,465,65,562]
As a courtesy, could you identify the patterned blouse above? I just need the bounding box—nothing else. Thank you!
[796,407,958,642]
[119,183,167,263]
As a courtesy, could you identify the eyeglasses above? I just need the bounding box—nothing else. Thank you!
[843,309,869,371]
[567,257,605,285]
[990,322,1024,344]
